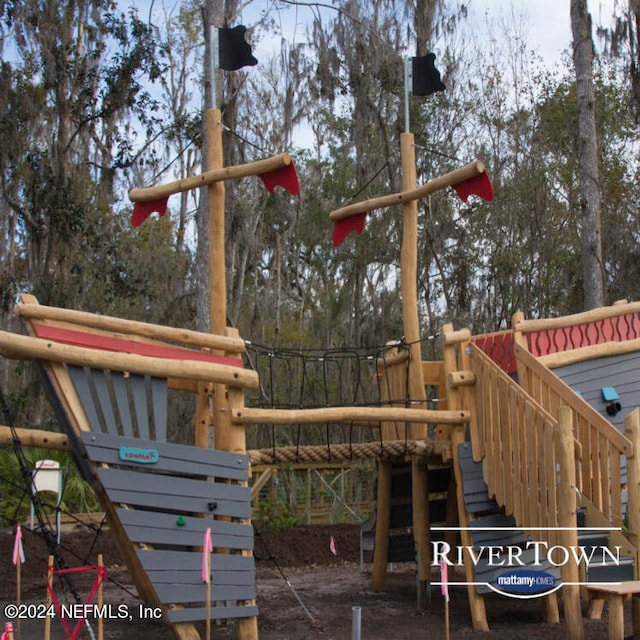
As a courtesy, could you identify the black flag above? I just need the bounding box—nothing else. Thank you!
[411,53,445,96]
[218,26,258,71]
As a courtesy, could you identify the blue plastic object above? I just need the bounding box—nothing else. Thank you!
[601,387,619,402]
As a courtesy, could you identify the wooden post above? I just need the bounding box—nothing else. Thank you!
[442,324,489,630]
[625,409,640,635]
[372,461,392,592]
[399,132,427,439]
[411,456,430,607]
[511,311,529,391]
[450,424,489,631]
[557,405,584,640]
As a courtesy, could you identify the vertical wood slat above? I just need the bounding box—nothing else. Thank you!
[495,376,508,506]
[68,366,106,434]
[151,377,167,442]
[131,375,150,440]
[111,374,134,438]
[93,370,118,434]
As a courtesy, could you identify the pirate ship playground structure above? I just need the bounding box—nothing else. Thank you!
[2,101,640,640]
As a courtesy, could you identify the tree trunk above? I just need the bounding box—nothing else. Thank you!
[570,0,604,309]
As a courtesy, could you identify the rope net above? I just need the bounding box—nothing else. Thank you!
[244,336,443,462]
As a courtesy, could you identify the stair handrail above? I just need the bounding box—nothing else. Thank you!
[465,342,568,548]
[513,338,631,528]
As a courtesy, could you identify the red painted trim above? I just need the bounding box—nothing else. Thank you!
[473,312,640,374]
[32,323,244,369]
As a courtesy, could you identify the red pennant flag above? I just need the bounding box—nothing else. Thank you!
[332,212,367,247]
[259,161,299,195]
[131,197,169,227]
[441,541,450,602]
[452,170,494,203]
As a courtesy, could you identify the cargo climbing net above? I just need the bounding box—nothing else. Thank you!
[244,333,442,464]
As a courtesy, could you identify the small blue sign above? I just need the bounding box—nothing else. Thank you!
[119,447,159,464]
[494,569,557,597]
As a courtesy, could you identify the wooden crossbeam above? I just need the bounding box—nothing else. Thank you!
[329,160,487,221]
[0,331,259,390]
[129,153,293,202]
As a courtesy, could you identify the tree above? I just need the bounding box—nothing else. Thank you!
[571,0,604,309]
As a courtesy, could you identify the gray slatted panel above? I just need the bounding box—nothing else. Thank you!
[139,549,256,612]
[137,549,256,585]
[116,509,253,550]
[68,366,105,433]
[111,374,134,438]
[97,468,251,518]
[553,351,640,433]
[150,377,167,442]
[82,432,249,479]
[92,370,118,435]
[553,353,631,512]
[153,584,255,605]
[167,606,258,624]
[130,375,149,440]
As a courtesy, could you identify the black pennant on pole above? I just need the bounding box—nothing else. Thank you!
[411,53,445,96]
[218,26,258,71]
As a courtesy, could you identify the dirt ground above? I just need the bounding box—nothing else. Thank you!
[0,523,635,639]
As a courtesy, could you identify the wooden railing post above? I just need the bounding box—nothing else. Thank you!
[511,311,529,391]
[557,405,585,640]
[624,409,640,635]
[442,325,489,631]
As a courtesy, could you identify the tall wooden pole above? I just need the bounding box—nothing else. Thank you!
[400,132,429,601]
[399,132,427,434]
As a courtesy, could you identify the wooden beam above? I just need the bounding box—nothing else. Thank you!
[0,426,70,451]
[329,160,486,221]
[0,331,259,390]
[513,300,640,334]
[129,152,292,202]
[15,301,246,354]
[232,406,469,425]
[448,370,476,387]
[536,337,640,369]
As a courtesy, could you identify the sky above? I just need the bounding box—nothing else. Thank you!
[469,0,618,66]
[245,0,619,68]
[239,0,620,149]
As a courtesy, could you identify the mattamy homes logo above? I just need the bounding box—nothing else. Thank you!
[431,526,623,599]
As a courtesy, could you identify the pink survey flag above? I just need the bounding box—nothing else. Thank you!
[441,541,450,602]
[202,527,213,584]
[329,535,337,556]
[12,525,24,565]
